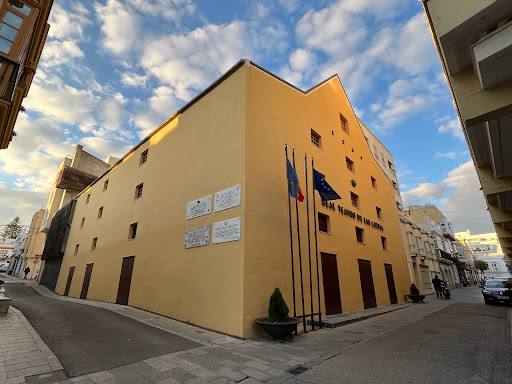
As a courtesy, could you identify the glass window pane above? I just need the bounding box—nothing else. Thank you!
[0,23,18,41]
[8,1,31,15]
[3,11,23,29]
[0,37,12,53]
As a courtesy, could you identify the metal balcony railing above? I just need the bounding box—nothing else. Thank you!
[0,58,21,101]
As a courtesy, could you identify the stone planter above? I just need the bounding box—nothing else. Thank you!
[255,317,301,340]
[407,294,425,303]
[0,297,11,314]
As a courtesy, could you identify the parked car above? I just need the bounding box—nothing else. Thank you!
[0,261,9,273]
[481,277,512,305]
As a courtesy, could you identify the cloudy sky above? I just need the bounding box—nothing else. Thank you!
[0,0,494,234]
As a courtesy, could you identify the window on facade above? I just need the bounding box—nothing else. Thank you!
[339,113,348,134]
[0,2,35,56]
[381,154,386,166]
[311,129,321,148]
[376,206,382,220]
[373,145,378,159]
[351,192,359,208]
[381,236,387,250]
[74,244,79,256]
[135,183,143,200]
[318,213,329,233]
[103,179,109,191]
[80,218,85,229]
[140,149,148,165]
[97,207,103,219]
[346,157,355,173]
[371,176,377,189]
[356,227,365,244]
[129,222,138,240]
[86,194,90,204]
[392,181,398,191]
[91,237,97,250]
[388,161,395,172]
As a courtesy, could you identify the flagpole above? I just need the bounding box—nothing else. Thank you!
[312,157,322,328]
[304,153,314,330]
[285,145,297,323]
[292,149,307,334]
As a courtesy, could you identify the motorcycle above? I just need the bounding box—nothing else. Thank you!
[441,282,451,299]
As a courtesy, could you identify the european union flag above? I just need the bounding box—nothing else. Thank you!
[313,168,341,201]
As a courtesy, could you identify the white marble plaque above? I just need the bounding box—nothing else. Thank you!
[214,184,241,213]
[212,217,241,244]
[184,225,210,249]
[186,195,212,220]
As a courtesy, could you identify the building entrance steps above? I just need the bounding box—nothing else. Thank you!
[308,303,413,328]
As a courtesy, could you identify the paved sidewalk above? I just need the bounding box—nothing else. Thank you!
[3,275,480,384]
[0,307,64,384]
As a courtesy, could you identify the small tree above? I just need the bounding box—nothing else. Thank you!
[268,288,289,322]
[0,217,23,242]
[410,283,420,296]
[474,260,488,281]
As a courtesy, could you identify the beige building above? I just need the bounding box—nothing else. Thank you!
[13,209,45,279]
[49,60,411,338]
[422,0,512,267]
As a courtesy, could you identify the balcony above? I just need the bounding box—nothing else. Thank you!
[409,244,417,255]
[0,57,23,149]
[471,20,512,90]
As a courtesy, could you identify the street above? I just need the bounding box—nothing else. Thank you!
[2,279,511,384]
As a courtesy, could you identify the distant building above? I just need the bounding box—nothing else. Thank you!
[9,229,26,275]
[0,238,15,263]
[422,0,512,268]
[12,209,45,279]
[0,0,54,149]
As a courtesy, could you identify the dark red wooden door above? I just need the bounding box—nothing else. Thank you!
[80,263,93,299]
[63,266,74,296]
[116,256,135,305]
[321,253,342,315]
[358,259,377,309]
[385,264,398,304]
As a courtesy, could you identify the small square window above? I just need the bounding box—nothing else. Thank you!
[91,237,97,250]
[98,207,103,219]
[346,157,355,173]
[351,192,359,208]
[80,218,85,229]
[86,194,90,204]
[381,236,387,250]
[74,244,79,256]
[339,113,348,134]
[103,179,109,191]
[376,207,382,220]
[356,227,365,244]
[140,149,148,165]
[135,183,143,200]
[129,222,138,240]
[388,161,395,172]
[311,129,321,148]
[318,213,329,233]
[371,176,377,189]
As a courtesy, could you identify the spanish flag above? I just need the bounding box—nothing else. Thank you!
[405,210,411,216]
[287,159,304,202]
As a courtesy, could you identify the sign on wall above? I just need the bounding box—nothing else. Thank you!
[184,225,210,249]
[186,195,212,220]
[212,217,241,244]
[214,184,241,213]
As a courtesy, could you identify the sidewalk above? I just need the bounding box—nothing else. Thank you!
[1,275,473,384]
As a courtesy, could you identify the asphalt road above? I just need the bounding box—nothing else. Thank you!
[300,287,512,384]
[6,284,200,378]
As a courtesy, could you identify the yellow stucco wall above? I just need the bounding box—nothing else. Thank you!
[55,65,247,337]
[55,61,410,338]
[242,64,410,337]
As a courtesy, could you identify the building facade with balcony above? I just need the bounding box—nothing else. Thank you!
[422,0,512,268]
[0,0,53,149]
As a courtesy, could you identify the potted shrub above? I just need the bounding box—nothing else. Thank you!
[407,283,425,303]
[255,288,301,340]
[25,61,36,75]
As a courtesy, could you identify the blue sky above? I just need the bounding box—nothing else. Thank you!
[0,0,494,234]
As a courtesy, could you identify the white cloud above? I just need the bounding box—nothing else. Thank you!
[120,72,148,88]
[0,185,48,228]
[437,116,465,140]
[125,0,195,21]
[401,162,493,233]
[94,0,139,56]
[41,40,84,67]
[48,3,92,41]
[290,48,314,72]
[80,137,132,160]
[434,151,457,159]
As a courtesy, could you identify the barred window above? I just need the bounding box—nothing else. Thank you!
[135,183,143,200]
[318,213,329,233]
[356,227,364,244]
[311,129,321,148]
[351,192,359,208]
[339,113,348,134]
[371,176,377,189]
[140,149,148,165]
[129,222,138,240]
[346,157,355,173]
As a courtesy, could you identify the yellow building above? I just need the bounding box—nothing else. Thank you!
[52,60,410,338]
[422,0,512,267]
[18,209,45,279]
[0,0,53,149]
